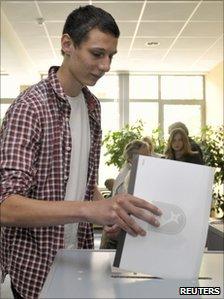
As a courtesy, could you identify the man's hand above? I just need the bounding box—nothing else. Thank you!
[85,193,162,237]
[104,224,121,240]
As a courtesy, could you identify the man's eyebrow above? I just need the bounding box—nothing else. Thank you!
[91,47,117,55]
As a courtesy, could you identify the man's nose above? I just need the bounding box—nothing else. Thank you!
[99,57,111,72]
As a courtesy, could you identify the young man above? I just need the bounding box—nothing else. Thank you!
[0,6,161,299]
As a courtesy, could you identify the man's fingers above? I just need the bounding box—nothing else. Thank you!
[113,194,161,227]
[104,224,120,233]
[127,204,161,227]
[116,208,146,237]
[130,196,162,216]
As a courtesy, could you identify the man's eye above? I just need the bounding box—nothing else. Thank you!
[92,52,103,57]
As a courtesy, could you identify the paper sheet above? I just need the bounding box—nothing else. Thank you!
[115,156,214,279]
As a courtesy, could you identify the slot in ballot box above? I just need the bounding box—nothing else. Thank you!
[40,250,223,299]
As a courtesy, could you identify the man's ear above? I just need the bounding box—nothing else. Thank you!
[61,34,74,56]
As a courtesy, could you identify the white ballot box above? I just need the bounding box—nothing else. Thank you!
[40,250,223,299]
[114,156,214,280]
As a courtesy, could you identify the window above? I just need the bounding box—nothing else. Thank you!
[129,102,158,135]
[0,103,10,121]
[164,104,202,137]
[1,75,20,98]
[101,101,119,132]
[89,74,120,187]
[129,74,204,138]
[89,74,118,99]
[0,72,205,188]
[161,76,203,100]
[129,75,158,99]
[160,75,204,137]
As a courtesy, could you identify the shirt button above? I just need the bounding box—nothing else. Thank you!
[66,146,71,152]
[65,117,70,122]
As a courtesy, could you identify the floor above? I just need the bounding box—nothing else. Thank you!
[0,231,102,299]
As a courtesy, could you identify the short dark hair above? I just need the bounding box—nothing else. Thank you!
[61,5,120,55]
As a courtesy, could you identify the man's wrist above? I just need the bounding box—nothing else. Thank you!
[77,201,92,223]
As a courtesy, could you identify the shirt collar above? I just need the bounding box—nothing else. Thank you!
[48,66,98,113]
[48,66,67,103]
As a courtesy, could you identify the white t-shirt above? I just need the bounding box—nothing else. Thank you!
[64,91,90,249]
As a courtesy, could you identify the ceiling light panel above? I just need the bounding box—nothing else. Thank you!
[45,22,64,36]
[10,22,46,38]
[38,2,87,20]
[164,50,208,65]
[181,22,223,37]
[117,21,137,37]
[142,2,199,21]
[174,37,218,50]
[92,2,142,21]
[19,36,50,51]
[117,38,132,51]
[27,49,53,61]
[51,37,62,49]
[1,1,37,22]
[201,37,223,61]
[191,1,223,21]
[137,22,184,37]
[130,49,167,60]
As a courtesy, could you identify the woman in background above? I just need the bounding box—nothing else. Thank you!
[100,140,150,249]
[112,140,150,195]
[142,136,162,158]
[165,128,203,165]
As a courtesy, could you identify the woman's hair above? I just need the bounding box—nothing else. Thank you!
[124,140,149,163]
[142,136,154,154]
[165,128,194,159]
[61,5,120,54]
[168,122,189,135]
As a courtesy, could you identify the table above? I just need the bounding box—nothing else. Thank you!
[40,250,223,298]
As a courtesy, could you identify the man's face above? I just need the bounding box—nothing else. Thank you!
[63,28,118,87]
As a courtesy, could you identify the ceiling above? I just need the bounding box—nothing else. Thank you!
[1,0,223,80]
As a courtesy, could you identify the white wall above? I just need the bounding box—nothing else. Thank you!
[1,9,39,95]
[205,62,224,126]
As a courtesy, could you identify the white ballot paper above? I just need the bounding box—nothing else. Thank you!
[113,155,214,279]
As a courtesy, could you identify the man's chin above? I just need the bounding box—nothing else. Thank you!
[86,78,100,86]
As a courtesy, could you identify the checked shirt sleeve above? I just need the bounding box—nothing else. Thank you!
[0,101,41,203]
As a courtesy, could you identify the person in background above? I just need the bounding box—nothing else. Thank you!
[100,140,151,249]
[0,6,162,299]
[168,122,203,161]
[104,178,115,193]
[142,136,162,158]
[112,140,150,195]
[104,178,115,197]
[165,128,204,165]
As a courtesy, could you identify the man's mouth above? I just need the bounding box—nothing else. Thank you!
[91,74,103,80]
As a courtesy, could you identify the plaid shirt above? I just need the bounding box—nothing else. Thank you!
[0,66,102,299]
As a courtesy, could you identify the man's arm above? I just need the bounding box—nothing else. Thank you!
[0,193,162,237]
[0,194,87,227]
